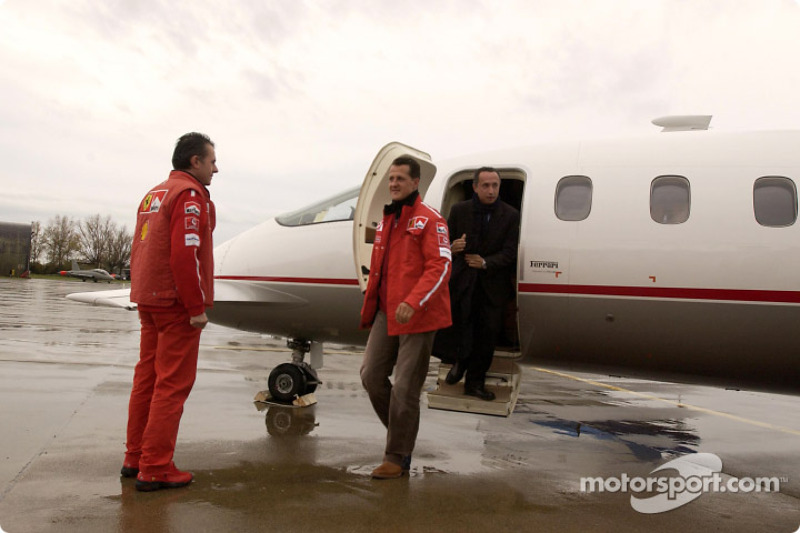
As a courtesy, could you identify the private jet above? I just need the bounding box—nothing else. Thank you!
[60,261,116,283]
[69,116,800,402]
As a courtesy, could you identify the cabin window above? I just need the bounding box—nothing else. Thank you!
[555,175,592,221]
[753,176,797,227]
[650,175,690,224]
[276,186,359,226]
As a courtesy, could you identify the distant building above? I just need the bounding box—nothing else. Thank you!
[0,222,32,277]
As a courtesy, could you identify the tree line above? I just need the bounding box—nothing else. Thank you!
[30,214,133,275]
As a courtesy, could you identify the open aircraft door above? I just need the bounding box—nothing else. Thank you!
[353,142,436,291]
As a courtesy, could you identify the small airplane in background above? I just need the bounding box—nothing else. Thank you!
[60,261,116,283]
[68,115,800,402]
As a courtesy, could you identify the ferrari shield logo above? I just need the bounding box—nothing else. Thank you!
[140,190,167,213]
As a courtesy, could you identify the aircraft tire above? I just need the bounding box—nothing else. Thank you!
[268,363,307,402]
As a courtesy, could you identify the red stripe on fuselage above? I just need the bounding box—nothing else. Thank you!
[519,283,800,304]
[214,276,800,303]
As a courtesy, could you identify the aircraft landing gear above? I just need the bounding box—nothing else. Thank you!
[266,339,321,403]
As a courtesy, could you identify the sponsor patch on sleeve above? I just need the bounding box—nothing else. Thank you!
[185,201,201,216]
[185,233,200,247]
[438,234,450,246]
[140,190,167,213]
[439,247,452,261]
[184,216,200,231]
[436,222,448,234]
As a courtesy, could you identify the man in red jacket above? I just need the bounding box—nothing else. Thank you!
[360,156,451,479]
[121,132,218,492]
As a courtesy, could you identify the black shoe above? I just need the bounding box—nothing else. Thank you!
[120,466,139,478]
[445,362,466,385]
[464,386,495,401]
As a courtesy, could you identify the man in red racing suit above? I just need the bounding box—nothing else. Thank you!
[360,155,451,479]
[121,132,218,492]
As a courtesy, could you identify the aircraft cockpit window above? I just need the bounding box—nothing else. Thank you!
[754,176,797,227]
[650,176,690,224]
[276,186,359,226]
[555,175,592,221]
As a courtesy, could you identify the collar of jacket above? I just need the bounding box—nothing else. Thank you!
[169,169,211,198]
[384,190,419,217]
[472,193,499,214]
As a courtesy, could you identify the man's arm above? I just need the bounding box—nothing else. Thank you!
[168,189,208,320]
[402,213,452,313]
[447,202,466,254]
[485,207,520,270]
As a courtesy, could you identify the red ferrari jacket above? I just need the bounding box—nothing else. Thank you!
[360,195,452,335]
[130,170,216,316]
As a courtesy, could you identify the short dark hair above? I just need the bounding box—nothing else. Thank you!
[172,132,214,170]
[473,166,500,185]
[391,156,421,179]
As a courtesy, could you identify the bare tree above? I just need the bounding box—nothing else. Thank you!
[42,215,78,270]
[77,214,114,268]
[106,223,132,276]
[30,221,42,265]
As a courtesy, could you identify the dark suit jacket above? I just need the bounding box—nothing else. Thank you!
[447,198,520,308]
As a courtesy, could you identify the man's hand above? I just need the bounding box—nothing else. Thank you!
[451,233,467,254]
[465,253,486,269]
[396,302,415,324]
[190,312,209,329]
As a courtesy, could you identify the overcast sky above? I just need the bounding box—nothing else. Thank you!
[2,0,800,244]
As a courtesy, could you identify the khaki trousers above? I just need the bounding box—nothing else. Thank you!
[360,310,434,465]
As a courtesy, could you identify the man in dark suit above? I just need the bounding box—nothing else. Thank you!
[435,167,519,401]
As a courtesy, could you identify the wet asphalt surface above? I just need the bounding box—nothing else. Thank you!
[0,277,799,532]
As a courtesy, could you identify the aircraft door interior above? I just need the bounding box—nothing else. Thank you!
[353,143,436,293]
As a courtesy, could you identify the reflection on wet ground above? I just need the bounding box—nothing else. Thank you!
[1,278,799,532]
[257,404,319,437]
[533,418,699,461]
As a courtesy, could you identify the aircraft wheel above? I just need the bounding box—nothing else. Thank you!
[268,363,307,402]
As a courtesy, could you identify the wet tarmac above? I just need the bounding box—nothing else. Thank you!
[1,277,799,532]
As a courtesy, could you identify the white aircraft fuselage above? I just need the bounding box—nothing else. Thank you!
[209,125,800,394]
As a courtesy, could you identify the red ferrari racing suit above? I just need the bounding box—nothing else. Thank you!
[124,170,215,477]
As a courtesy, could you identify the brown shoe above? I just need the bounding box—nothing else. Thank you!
[371,461,404,479]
